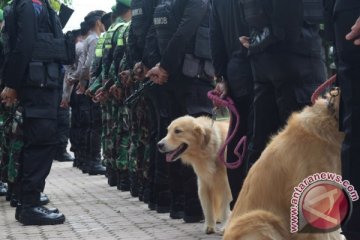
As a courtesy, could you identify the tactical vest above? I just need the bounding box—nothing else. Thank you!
[116,22,131,48]
[95,33,107,58]
[303,0,324,24]
[153,0,178,54]
[103,21,126,58]
[3,0,75,64]
[240,0,324,28]
[131,0,146,38]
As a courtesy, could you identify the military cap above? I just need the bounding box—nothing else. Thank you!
[112,0,132,12]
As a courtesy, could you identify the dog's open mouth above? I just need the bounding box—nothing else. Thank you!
[165,143,188,162]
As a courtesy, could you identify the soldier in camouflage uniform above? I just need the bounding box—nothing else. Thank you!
[126,0,164,207]
[90,0,132,188]
[109,16,132,192]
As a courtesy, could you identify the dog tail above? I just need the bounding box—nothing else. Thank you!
[223,210,289,240]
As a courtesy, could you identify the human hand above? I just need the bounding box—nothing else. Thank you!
[119,70,132,87]
[60,99,70,108]
[239,36,250,49]
[346,17,360,45]
[1,87,18,107]
[109,84,122,100]
[133,62,149,81]
[76,83,86,95]
[146,64,168,85]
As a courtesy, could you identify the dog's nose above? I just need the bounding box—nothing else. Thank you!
[157,142,164,151]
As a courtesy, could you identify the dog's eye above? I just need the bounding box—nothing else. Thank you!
[174,129,182,134]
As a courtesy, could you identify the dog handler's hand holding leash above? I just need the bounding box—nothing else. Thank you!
[207,90,247,170]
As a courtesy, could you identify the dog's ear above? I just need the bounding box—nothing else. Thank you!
[194,123,211,148]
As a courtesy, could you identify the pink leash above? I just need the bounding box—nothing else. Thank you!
[207,91,247,169]
[311,75,337,104]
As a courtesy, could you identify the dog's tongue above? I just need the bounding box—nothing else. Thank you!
[165,152,175,162]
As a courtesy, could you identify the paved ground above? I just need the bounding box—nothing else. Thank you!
[0,162,223,240]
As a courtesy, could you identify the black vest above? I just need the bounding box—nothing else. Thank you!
[240,0,324,28]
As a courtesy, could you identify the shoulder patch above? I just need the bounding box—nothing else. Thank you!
[32,0,43,16]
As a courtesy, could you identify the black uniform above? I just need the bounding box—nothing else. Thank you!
[331,1,360,239]
[2,0,65,224]
[241,0,326,167]
[55,68,73,162]
[153,0,213,221]
[210,0,254,209]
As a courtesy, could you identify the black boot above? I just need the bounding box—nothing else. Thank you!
[16,204,59,221]
[19,193,65,226]
[40,193,50,205]
[156,190,171,214]
[170,194,184,220]
[55,150,74,162]
[88,162,106,175]
[10,194,19,207]
[117,170,130,191]
[107,166,117,187]
[19,206,65,225]
[142,184,151,204]
[0,181,7,197]
[6,189,12,201]
[129,172,139,197]
[183,198,204,223]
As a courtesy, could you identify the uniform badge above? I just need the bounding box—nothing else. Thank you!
[32,0,43,16]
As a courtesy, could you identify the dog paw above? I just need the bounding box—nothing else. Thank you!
[205,226,215,234]
[219,227,225,236]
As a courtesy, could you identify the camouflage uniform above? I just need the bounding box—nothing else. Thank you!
[111,22,132,191]
[0,104,23,201]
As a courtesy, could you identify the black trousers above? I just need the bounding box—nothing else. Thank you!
[19,87,59,206]
[156,77,213,214]
[69,86,81,153]
[56,107,70,152]
[88,101,102,164]
[334,7,360,239]
[70,86,90,165]
[247,50,326,167]
[226,53,254,209]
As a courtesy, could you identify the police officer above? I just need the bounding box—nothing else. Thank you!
[328,1,360,239]
[1,0,67,225]
[78,10,106,175]
[239,0,326,167]
[210,0,254,209]
[55,72,74,162]
[148,0,213,222]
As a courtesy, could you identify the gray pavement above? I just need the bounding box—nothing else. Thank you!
[0,162,222,240]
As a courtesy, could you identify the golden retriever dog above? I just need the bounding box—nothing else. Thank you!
[158,116,232,234]
[223,92,345,240]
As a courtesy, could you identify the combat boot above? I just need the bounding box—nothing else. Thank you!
[129,172,139,197]
[19,206,65,225]
[18,193,65,226]
[170,194,184,220]
[156,190,171,213]
[183,198,204,223]
[0,181,7,197]
[106,165,117,187]
[88,162,106,175]
[16,204,59,221]
[55,149,74,162]
[117,170,130,191]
